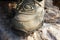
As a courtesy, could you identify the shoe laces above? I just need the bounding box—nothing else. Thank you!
[16,0,42,11]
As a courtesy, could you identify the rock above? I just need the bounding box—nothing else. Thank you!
[44,0,60,23]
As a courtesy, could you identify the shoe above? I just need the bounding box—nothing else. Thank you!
[12,0,44,34]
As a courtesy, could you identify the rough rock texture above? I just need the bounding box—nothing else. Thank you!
[43,0,60,40]
[0,0,60,40]
[44,0,60,23]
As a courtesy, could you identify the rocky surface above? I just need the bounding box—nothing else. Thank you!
[0,0,60,40]
[44,0,60,23]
